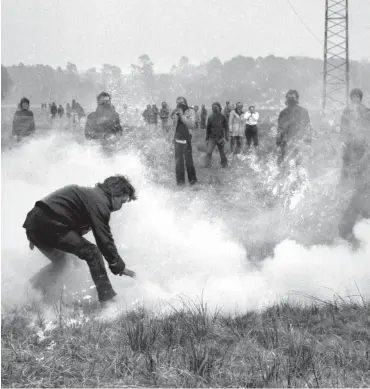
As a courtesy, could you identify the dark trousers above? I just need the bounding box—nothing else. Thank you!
[245,125,259,148]
[24,206,115,302]
[175,141,197,185]
[230,136,242,154]
[205,138,228,168]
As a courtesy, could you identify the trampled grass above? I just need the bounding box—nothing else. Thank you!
[2,297,370,387]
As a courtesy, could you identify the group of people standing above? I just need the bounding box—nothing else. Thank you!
[41,102,65,119]
[11,87,370,305]
[41,100,86,121]
[142,102,171,131]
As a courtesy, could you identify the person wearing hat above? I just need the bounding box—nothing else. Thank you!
[12,97,36,141]
[23,175,137,303]
[205,102,229,168]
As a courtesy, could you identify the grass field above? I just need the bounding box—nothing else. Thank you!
[2,297,370,387]
[2,106,369,388]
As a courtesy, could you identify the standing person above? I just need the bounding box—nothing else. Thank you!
[142,105,152,125]
[151,104,159,126]
[228,101,245,154]
[223,101,232,123]
[340,88,370,185]
[85,92,123,141]
[12,97,36,141]
[205,102,229,168]
[276,90,312,166]
[57,104,65,118]
[200,104,208,129]
[71,99,78,125]
[194,106,201,130]
[159,101,170,131]
[171,96,197,185]
[50,102,58,119]
[66,103,72,120]
[338,88,370,242]
[244,105,260,151]
[23,175,137,303]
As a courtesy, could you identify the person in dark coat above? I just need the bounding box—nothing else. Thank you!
[58,104,65,118]
[23,175,137,303]
[85,92,123,140]
[205,102,229,168]
[142,105,153,124]
[50,102,58,118]
[12,97,35,141]
[171,96,197,185]
[276,90,312,166]
[200,104,207,129]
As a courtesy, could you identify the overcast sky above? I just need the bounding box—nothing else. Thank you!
[1,0,369,73]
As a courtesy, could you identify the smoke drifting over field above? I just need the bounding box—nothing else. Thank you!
[1,130,369,314]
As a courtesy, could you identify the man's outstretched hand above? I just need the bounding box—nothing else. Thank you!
[120,268,136,278]
[109,259,125,275]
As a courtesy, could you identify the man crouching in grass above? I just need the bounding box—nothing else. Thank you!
[23,175,136,303]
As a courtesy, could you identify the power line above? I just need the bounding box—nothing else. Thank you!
[286,0,322,45]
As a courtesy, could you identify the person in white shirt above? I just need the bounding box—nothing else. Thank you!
[244,105,260,150]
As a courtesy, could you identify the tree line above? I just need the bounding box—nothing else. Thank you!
[2,55,370,110]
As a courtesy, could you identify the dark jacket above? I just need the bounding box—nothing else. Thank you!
[142,108,152,123]
[206,113,229,141]
[50,104,58,115]
[277,104,311,146]
[85,105,123,140]
[172,107,196,141]
[12,109,35,137]
[159,105,170,120]
[23,185,124,267]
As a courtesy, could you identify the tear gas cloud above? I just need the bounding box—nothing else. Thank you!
[1,131,369,314]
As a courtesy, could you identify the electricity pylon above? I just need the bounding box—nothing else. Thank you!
[322,0,349,113]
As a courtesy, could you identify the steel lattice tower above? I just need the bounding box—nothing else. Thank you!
[322,0,349,113]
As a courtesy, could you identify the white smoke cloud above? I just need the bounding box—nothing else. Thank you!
[1,131,369,314]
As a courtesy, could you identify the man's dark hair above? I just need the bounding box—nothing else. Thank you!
[350,88,363,101]
[286,89,299,101]
[226,101,230,104]
[20,97,30,106]
[96,175,137,201]
[97,92,111,102]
